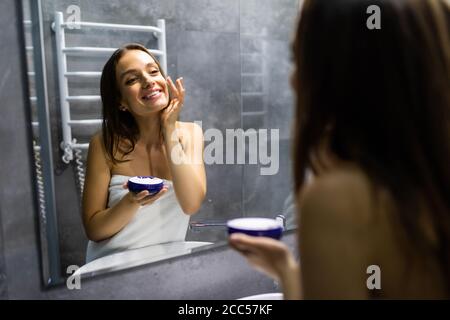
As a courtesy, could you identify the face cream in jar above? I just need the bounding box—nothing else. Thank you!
[127,176,164,195]
[227,217,283,240]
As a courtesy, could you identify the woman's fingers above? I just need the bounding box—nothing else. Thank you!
[162,102,171,117]
[229,233,290,261]
[167,76,178,98]
[140,187,168,206]
[230,233,279,249]
[167,76,185,104]
[229,233,251,249]
[229,233,293,281]
[162,76,184,126]
[229,233,264,256]
[175,77,185,104]
[228,237,249,253]
[134,190,150,201]
[126,184,169,206]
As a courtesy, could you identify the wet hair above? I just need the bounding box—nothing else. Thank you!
[292,0,450,292]
[100,43,166,163]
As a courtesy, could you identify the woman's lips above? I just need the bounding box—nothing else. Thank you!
[142,90,163,101]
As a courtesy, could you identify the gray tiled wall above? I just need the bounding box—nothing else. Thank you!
[0,0,47,298]
[0,206,7,299]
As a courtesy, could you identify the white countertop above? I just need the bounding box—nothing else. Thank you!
[75,241,214,278]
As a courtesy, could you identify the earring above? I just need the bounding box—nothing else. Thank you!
[120,106,127,112]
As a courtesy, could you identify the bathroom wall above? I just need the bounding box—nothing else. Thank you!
[0,0,45,298]
[0,0,300,300]
[34,0,298,271]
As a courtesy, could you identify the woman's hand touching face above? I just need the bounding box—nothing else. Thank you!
[161,76,184,132]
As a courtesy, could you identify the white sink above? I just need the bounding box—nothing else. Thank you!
[75,241,213,278]
[238,292,283,300]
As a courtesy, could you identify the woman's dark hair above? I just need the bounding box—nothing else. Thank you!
[100,43,166,163]
[292,0,450,291]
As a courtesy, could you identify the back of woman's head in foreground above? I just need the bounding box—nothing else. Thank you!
[292,0,450,291]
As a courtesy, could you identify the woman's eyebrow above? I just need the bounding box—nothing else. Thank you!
[120,63,158,80]
[120,69,138,80]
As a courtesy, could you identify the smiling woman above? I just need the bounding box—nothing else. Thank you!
[82,43,207,262]
[20,0,300,288]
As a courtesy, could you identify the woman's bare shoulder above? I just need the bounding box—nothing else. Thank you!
[89,131,103,147]
[299,165,375,228]
[176,121,203,142]
[176,121,202,132]
[87,131,113,170]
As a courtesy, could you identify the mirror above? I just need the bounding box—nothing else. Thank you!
[22,0,299,285]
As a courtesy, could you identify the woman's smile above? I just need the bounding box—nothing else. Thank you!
[141,88,163,102]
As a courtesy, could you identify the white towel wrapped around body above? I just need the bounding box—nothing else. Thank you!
[86,175,189,263]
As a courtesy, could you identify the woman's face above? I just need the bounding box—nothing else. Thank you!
[116,49,169,116]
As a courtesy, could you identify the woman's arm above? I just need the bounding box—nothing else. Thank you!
[163,121,207,214]
[161,77,207,214]
[82,133,168,241]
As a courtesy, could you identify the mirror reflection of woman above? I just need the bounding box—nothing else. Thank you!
[82,43,206,262]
